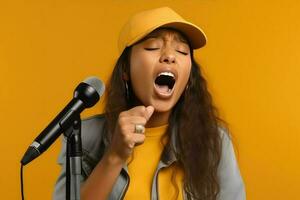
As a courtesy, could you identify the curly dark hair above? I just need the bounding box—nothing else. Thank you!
[103,33,226,200]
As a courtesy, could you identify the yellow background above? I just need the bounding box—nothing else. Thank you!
[1,0,299,199]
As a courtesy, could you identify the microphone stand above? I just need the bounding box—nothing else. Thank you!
[64,116,82,200]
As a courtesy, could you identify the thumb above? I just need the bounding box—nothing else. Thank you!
[145,106,154,121]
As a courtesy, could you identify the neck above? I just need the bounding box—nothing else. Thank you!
[146,111,170,128]
[131,98,170,127]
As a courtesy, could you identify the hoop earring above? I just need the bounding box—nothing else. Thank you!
[185,83,190,93]
[125,81,129,100]
[184,83,191,98]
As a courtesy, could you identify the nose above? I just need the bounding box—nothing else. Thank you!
[159,47,176,64]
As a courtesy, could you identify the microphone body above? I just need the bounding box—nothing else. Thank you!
[21,78,104,165]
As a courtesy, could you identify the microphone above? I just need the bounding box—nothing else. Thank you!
[21,76,105,165]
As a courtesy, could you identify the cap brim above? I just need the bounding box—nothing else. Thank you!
[127,21,207,50]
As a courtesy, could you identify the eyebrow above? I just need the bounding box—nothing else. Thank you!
[143,33,189,45]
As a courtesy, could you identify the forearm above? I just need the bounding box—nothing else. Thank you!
[80,151,124,200]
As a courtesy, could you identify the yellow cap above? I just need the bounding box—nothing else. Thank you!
[118,7,207,55]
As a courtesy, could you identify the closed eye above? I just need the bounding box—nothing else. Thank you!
[144,48,159,51]
[177,50,188,55]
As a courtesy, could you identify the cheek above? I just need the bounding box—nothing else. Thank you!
[129,51,155,92]
[180,59,192,85]
[131,56,152,79]
[130,56,147,75]
[130,48,155,74]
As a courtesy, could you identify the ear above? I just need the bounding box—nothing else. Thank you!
[122,72,129,81]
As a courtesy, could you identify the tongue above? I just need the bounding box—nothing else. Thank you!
[156,84,169,93]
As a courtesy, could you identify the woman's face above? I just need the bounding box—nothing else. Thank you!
[129,28,192,113]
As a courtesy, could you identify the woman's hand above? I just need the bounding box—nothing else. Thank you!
[106,105,154,164]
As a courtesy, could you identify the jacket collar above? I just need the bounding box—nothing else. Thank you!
[160,121,178,166]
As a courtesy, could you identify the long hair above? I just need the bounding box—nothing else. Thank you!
[104,45,224,200]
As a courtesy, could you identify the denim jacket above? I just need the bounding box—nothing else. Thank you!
[53,114,246,200]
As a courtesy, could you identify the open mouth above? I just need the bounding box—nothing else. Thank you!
[154,72,176,97]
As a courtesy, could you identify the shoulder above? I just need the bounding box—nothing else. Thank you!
[217,127,246,199]
[217,126,238,168]
[54,114,108,198]
[81,113,106,145]
[81,114,107,161]
[218,127,232,148]
[58,114,107,163]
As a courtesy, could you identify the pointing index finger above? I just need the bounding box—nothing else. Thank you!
[145,106,154,121]
[127,106,154,121]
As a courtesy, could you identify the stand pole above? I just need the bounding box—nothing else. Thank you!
[65,117,82,200]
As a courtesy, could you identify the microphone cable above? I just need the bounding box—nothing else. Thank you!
[20,164,25,200]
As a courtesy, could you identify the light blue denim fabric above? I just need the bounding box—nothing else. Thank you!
[53,114,246,200]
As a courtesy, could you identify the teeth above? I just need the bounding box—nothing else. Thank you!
[158,72,175,78]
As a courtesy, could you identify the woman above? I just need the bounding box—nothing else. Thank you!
[54,7,245,200]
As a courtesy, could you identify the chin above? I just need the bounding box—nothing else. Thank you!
[150,99,176,113]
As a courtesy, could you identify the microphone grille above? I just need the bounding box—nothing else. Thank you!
[83,76,105,96]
